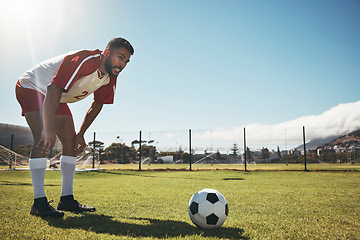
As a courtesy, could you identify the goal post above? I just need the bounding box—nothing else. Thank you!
[1,144,100,171]
[0,144,28,169]
[49,146,100,171]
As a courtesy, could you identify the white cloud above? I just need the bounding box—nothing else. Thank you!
[109,101,360,152]
[193,101,360,151]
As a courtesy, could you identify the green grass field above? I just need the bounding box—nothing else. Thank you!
[0,167,359,239]
[93,163,360,172]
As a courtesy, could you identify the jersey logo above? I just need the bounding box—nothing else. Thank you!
[74,91,89,99]
[97,69,106,79]
[71,56,80,62]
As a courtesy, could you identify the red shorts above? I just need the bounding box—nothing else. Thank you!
[15,81,72,116]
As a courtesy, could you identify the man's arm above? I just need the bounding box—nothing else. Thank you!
[38,83,63,153]
[75,100,103,154]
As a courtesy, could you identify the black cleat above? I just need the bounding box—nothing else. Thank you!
[57,195,96,213]
[30,197,64,218]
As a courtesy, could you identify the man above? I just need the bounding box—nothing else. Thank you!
[15,38,134,217]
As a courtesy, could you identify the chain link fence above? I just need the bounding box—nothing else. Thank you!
[1,126,359,170]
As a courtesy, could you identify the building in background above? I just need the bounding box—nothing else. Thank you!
[0,123,62,151]
[0,123,33,148]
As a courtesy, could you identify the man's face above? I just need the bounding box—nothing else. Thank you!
[104,47,132,77]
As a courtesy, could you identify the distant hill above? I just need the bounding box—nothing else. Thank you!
[297,135,340,150]
[325,129,360,147]
[297,129,360,150]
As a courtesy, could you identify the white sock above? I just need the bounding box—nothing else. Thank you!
[60,155,77,197]
[29,158,47,199]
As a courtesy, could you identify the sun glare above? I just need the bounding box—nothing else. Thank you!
[1,0,72,60]
[1,0,47,27]
[1,0,69,38]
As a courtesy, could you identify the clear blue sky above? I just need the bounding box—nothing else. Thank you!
[1,0,359,150]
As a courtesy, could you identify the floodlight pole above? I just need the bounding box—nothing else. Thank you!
[189,129,192,171]
[244,127,247,172]
[138,131,142,171]
[303,126,307,171]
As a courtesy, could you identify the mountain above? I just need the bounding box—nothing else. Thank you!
[325,129,360,147]
[297,129,360,150]
[297,135,340,150]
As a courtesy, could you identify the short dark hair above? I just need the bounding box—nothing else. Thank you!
[106,37,134,55]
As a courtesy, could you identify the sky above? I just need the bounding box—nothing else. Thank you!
[0,0,359,152]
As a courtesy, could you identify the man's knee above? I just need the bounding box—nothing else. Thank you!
[59,133,76,147]
[54,116,76,141]
[58,132,76,156]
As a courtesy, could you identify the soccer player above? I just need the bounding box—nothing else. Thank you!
[15,38,134,217]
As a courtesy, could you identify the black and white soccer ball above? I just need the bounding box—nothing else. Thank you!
[188,188,228,229]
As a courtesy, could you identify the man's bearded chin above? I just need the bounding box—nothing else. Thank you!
[105,58,120,77]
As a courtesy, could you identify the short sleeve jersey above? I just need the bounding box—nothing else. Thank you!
[18,50,117,104]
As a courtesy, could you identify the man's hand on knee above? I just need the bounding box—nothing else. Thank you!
[75,134,86,155]
[37,128,56,154]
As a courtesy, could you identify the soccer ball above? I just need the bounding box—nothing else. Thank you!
[188,188,228,229]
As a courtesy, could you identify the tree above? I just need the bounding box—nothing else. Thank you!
[131,140,147,148]
[231,143,239,156]
[88,140,105,162]
[261,147,270,163]
[13,144,33,157]
[104,143,137,164]
[246,147,253,162]
[139,144,157,162]
[181,152,190,163]
[88,140,104,150]
[277,146,281,160]
[216,150,222,160]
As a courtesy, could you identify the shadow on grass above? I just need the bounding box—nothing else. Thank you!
[223,178,245,181]
[90,170,217,181]
[91,170,247,182]
[92,170,157,178]
[46,213,248,239]
[0,180,59,186]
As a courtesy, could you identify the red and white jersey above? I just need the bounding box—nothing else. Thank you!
[18,50,117,104]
